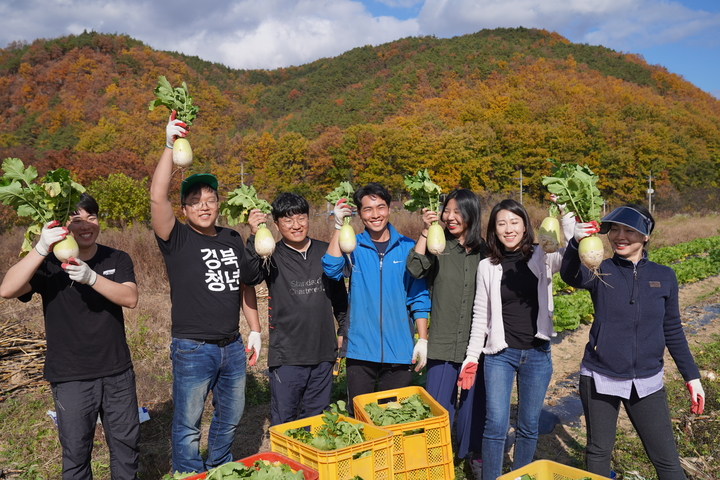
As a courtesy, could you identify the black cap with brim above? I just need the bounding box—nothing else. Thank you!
[180,173,218,199]
[599,206,653,236]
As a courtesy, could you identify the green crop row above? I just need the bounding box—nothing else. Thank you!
[552,236,720,332]
[648,236,720,265]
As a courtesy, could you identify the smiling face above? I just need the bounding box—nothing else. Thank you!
[67,208,99,252]
[607,223,648,263]
[359,194,390,241]
[182,187,219,235]
[495,209,525,251]
[275,213,309,249]
[441,198,467,242]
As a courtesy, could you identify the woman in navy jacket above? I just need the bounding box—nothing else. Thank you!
[561,204,705,480]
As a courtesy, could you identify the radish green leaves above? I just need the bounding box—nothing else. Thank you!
[0,157,85,256]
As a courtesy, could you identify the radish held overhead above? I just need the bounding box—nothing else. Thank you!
[221,185,274,261]
[171,138,193,167]
[403,169,445,255]
[148,76,199,166]
[538,216,561,253]
[542,158,604,272]
[325,182,356,253]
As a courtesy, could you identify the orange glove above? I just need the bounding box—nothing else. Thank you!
[686,379,705,414]
[457,356,479,390]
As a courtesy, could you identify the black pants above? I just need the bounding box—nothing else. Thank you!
[51,368,140,480]
[579,375,686,480]
[269,362,334,426]
[345,358,413,417]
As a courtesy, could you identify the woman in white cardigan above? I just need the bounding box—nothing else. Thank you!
[458,199,573,480]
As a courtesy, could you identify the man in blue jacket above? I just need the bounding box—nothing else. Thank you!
[323,182,430,415]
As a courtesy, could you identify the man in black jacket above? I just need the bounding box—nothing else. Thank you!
[242,192,348,426]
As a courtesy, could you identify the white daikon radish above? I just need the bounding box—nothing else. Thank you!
[579,235,604,270]
[538,216,561,253]
[53,236,79,263]
[172,138,193,166]
[254,223,276,260]
[426,223,446,255]
[338,222,357,253]
[325,182,357,253]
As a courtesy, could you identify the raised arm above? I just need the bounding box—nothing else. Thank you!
[0,222,67,299]
[150,113,187,241]
[406,208,438,280]
[325,198,352,258]
[239,209,270,286]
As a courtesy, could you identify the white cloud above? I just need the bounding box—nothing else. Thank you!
[415,0,720,53]
[0,0,717,87]
[0,0,419,69]
[372,0,424,7]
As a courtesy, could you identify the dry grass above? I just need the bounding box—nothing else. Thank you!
[1,206,719,479]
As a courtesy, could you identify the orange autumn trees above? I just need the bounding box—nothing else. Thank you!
[0,29,719,213]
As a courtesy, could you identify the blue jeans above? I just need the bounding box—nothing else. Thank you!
[170,337,247,474]
[482,344,552,480]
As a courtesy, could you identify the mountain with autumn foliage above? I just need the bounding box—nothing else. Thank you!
[1,28,719,209]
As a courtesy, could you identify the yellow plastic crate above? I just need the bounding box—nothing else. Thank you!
[497,460,611,480]
[353,386,453,480]
[269,414,393,480]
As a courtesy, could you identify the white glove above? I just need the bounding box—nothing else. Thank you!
[412,338,428,371]
[246,331,262,367]
[63,259,97,286]
[333,199,352,230]
[36,220,68,257]
[165,112,187,148]
[686,378,705,414]
[574,221,600,243]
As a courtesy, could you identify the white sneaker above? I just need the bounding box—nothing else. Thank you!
[470,459,482,480]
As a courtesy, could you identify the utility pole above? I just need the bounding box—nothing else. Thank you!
[241,161,248,186]
[514,169,524,204]
[646,171,654,213]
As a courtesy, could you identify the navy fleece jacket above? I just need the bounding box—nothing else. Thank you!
[560,239,699,382]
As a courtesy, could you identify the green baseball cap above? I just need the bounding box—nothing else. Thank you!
[180,173,218,198]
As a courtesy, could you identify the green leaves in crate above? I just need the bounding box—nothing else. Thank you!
[363,393,433,426]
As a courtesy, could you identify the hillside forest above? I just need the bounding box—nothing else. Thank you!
[1,28,719,229]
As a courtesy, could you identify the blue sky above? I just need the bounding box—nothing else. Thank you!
[0,0,718,98]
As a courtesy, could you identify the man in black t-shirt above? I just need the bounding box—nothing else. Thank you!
[151,114,262,474]
[242,193,348,426]
[0,193,140,480]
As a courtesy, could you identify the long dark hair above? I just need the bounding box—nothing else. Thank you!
[485,199,534,265]
[441,189,484,252]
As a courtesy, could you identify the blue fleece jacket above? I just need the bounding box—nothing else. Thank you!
[322,224,431,364]
[560,239,699,382]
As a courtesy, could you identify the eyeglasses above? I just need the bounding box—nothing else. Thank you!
[278,215,309,227]
[184,200,218,210]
